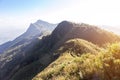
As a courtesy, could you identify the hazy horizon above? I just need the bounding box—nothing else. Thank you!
[1,0,120,44]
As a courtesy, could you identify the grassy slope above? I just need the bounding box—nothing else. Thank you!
[2,21,120,80]
[10,38,100,80]
[33,39,120,80]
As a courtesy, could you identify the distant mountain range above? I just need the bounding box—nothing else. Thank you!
[100,25,120,34]
[0,20,120,80]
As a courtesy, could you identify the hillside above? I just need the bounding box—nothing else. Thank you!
[11,39,101,80]
[0,20,56,80]
[50,21,120,50]
[0,21,120,80]
[33,41,120,80]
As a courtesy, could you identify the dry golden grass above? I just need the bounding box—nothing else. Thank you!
[33,41,120,80]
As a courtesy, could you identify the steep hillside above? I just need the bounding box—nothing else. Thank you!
[50,21,120,47]
[1,21,120,80]
[14,20,56,42]
[33,42,120,80]
[42,21,120,55]
[11,39,101,80]
[0,20,56,80]
[0,20,57,54]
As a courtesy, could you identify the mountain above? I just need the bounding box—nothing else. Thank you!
[0,20,120,80]
[32,21,120,80]
[15,20,56,41]
[0,20,57,54]
[0,20,57,80]
[49,21,120,51]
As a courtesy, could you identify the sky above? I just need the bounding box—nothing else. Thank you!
[0,0,120,44]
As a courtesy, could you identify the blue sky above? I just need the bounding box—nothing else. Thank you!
[0,0,75,44]
[0,0,120,44]
[0,0,58,14]
[0,0,73,27]
[1,0,120,27]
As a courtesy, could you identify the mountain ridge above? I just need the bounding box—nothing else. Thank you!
[0,20,57,54]
[0,20,120,80]
[0,20,57,80]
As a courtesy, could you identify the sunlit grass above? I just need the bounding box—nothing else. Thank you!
[33,42,120,80]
